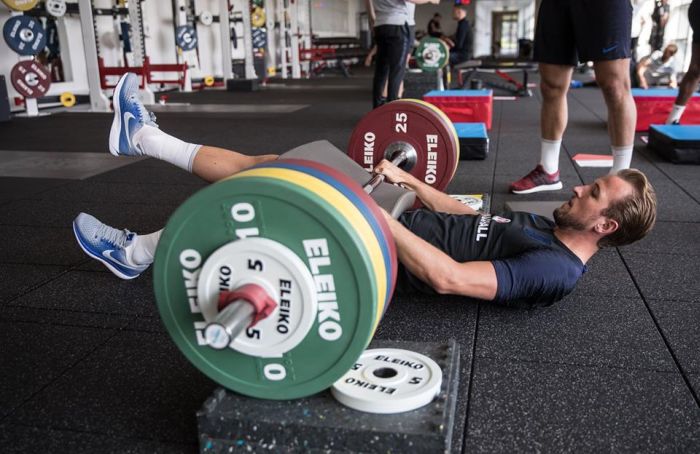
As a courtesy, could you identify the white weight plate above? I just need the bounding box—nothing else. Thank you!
[197,237,318,358]
[45,0,66,17]
[199,10,213,26]
[331,348,442,413]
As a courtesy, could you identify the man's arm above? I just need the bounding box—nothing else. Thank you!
[383,212,498,300]
[669,71,678,88]
[373,160,479,215]
[365,0,375,29]
[636,57,651,89]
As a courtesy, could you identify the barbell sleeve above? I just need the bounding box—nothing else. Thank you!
[204,301,256,350]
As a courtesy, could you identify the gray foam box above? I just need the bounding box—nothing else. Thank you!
[198,339,460,453]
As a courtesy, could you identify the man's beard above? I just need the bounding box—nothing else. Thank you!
[553,206,588,231]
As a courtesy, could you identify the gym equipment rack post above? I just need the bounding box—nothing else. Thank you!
[77,0,110,111]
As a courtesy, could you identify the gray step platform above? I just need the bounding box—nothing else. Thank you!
[281,140,416,218]
[198,339,460,453]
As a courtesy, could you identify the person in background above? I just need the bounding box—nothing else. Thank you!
[398,1,417,98]
[449,5,473,66]
[428,12,442,37]
[631,0,654,87]
[667,0,700,124]
[367,0,438,108]
[649,0,670,52]
[636,43,679,89]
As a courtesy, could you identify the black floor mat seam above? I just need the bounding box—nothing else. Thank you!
[0,329,122,424]
[616,249,700,407]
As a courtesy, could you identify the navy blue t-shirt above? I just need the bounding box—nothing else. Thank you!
[398,209,587,307]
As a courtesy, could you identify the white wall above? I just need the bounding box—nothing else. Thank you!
[311,0,364,37]
[473,0,535,57]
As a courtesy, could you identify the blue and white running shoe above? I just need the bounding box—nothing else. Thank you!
[72,212,149,280]
[108,72,158,157]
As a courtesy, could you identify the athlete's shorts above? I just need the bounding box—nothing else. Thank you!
[690,0,700,44]
[534,0,632,65]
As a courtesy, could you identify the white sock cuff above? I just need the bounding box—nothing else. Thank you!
[131,229,162,266]
[541,138,562,145]
[187,144,202,173]
[666,104,687,124]
[134,126,200,172]
[610,145,634,173]
[611,144,633,156]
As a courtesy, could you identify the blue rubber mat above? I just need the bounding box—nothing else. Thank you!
[649,124,700,140]
[454,122,488,138]
[424,89,492,97]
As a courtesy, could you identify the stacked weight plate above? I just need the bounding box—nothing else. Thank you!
[403,98,460,186]
[347,99,460,194]
[154,161,397,400]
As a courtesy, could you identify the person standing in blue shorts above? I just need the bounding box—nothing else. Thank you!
[510,0,637,194]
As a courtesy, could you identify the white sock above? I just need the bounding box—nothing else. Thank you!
[131,230,162,266]
[666,104,686,124]
[539,138,561,174]
[610,145,633,174]
[133,125,201,172]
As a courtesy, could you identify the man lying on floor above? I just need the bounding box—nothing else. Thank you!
[73,73,657,308]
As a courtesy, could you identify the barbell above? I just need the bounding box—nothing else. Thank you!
[415,37,450,72]
[153,100,460,399]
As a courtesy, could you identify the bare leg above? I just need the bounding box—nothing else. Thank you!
[539,63,574,141]
[192,146,278,183]
[593,59,636,147]
[131,125,278,183]
[667,43,700,124]
[676,44,700,106]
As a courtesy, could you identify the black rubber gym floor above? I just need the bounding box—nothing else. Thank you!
[1,70,699,452]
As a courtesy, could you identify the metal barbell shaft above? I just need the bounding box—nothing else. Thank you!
[363,148,409,194]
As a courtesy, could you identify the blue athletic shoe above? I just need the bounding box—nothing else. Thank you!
[72,212,149,280]
[108,72,158,157]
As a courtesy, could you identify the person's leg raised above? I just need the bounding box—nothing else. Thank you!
[109,73,276,183]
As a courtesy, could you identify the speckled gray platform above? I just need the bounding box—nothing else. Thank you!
[198,340,460,453]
